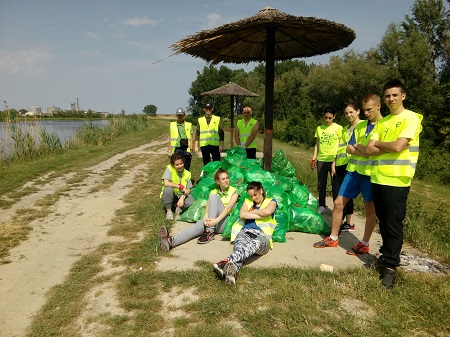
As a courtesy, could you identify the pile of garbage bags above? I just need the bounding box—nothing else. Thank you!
[178,147,329,242]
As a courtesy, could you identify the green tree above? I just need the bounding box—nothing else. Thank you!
[143,105,157,116]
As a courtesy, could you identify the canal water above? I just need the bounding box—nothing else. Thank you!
[0,120,109,157]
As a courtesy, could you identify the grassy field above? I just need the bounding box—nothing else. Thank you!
[1,117,449,336]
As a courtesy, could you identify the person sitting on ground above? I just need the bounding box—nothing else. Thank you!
[159,168,239,251]
[161,152,194,220]
[213,181,277,285]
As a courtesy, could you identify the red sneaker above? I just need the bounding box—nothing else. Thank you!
[313,236,338,248]
[346,242,369,255]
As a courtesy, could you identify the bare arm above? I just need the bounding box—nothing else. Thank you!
[347,143,369,157]
[234,127,241,146]
[205,193,240,227]
[373,138,409,153]
[245,121,260,147]
[240,200,277,219]
[312,138,319,160]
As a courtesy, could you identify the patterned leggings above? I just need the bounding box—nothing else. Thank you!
[228,228,270,271]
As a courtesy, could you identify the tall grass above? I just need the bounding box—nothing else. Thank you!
[1,116,149,165]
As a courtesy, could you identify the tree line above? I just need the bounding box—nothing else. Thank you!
[186,0,450,184]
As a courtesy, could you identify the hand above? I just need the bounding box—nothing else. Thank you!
[238,145,246,149]
[178,184,185,190]
[310,159,316,170]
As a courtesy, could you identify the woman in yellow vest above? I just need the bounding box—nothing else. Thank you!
[159,168,239,251]
[235,106,259,159]
[161,153,194,220]
[213,181,277,285]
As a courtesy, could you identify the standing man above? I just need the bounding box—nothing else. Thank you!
[366,80,423,289]
[169,107,194,171]
[314,95,383,257]
[195,103,224,166]
[235,105,260,159]
[311,107,343,214]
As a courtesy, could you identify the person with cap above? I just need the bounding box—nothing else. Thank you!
[235,105,260,159]
[169,107,194,171]
[195,103,225,166]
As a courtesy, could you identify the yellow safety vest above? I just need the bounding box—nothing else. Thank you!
[315,123,343,162]
[160,164,191,197]
[335,124,352,166]
[170,121,192,153]
[346,121,374,176]
[370,110,423,187]
[237,118,257,149]
[198,115,220,147]
[210,186,238,214]
[230,198,277,249]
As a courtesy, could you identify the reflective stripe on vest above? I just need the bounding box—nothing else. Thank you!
[346,120,373,176]
[237,118,257,149]
[160,164,191,197]
[198,116,220,146]
[230,198,277,249]
[170,122,192,153]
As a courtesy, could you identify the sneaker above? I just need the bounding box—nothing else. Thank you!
[223,261,238,285]
[368,257,387,279]
[318,206,326,214]
[166,211,174,220]
[175,207,182,215]
[347,242,369,256]
[340,222,355,231]
[158,226,172,252]
[313,236,338,248]
[381,268,396,289]
[197,230,215,244]
[213,259,228,279]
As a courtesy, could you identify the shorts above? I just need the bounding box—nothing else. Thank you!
[338,171,373,202]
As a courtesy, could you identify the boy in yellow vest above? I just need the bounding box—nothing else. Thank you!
[235,106,260,159]
[194,103,224,166]
[311,107,343,214]
[314,94,383,257]
[366,80,423,289]
[168,108,194,171]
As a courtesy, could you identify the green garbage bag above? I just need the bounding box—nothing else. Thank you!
[273,209,289,243]
[221,196,246,239]
[240,158,263,171]
[273,174,297,193]
[288,205,329,234]
[222,147,247,168]
[227,165,246,188]
[241,166,275,189]
[191,176,216,200]
[178,198,208,223]
[200,161,222,179]
[266,185,291,211]
[289,183,318,210]
[272,149,296,177]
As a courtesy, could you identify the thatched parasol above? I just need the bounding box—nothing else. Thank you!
[202,82,259,148]
[172,6,355,170]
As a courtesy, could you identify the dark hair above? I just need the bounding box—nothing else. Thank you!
[170,152,185,165]
[323,106,336,116]
[383,79,405,93]
[345,101,360,111]
[214,168,228,181]
[247,181,265,198]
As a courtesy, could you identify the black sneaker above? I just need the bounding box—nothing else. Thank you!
[340,222,355,231]
[197,230,215,244]
[381,268,396,289]
[159,226,172,252]
[368,257,387,279]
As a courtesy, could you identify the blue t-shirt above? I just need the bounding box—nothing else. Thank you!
[242,198,277,231]
[348,123,375,146]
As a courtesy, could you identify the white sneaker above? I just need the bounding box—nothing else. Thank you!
[175,207,182,215]
[166,211,174,220]
[318,206,326,214]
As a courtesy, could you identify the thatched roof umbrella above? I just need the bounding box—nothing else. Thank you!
[202,82,259,148]
[172,6,355,171]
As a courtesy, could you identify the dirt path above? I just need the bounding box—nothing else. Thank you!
[0,139,167,337]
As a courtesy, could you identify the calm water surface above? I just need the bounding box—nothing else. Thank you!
[0,120,109,156]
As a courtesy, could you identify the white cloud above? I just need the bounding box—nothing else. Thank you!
[206,12,221,29]
[86,31,100,40]
[0,49,53,75]
[123,16,157,26]
[79,49,105,58]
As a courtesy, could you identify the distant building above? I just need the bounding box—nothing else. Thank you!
[26,104,42,116]
[47,105,61,115]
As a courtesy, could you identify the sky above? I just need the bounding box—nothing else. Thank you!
[0,0,418,115]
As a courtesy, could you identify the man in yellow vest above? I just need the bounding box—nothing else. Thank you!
[366,80,423,289]
[235,105,260,159]
[194,103,224,166]
[168,108,194,171]
[311,107,343,214]
[314,94,382,258]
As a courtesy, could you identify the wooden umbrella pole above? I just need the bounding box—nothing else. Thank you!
[263,26,275,172]
[230,95,235,148]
